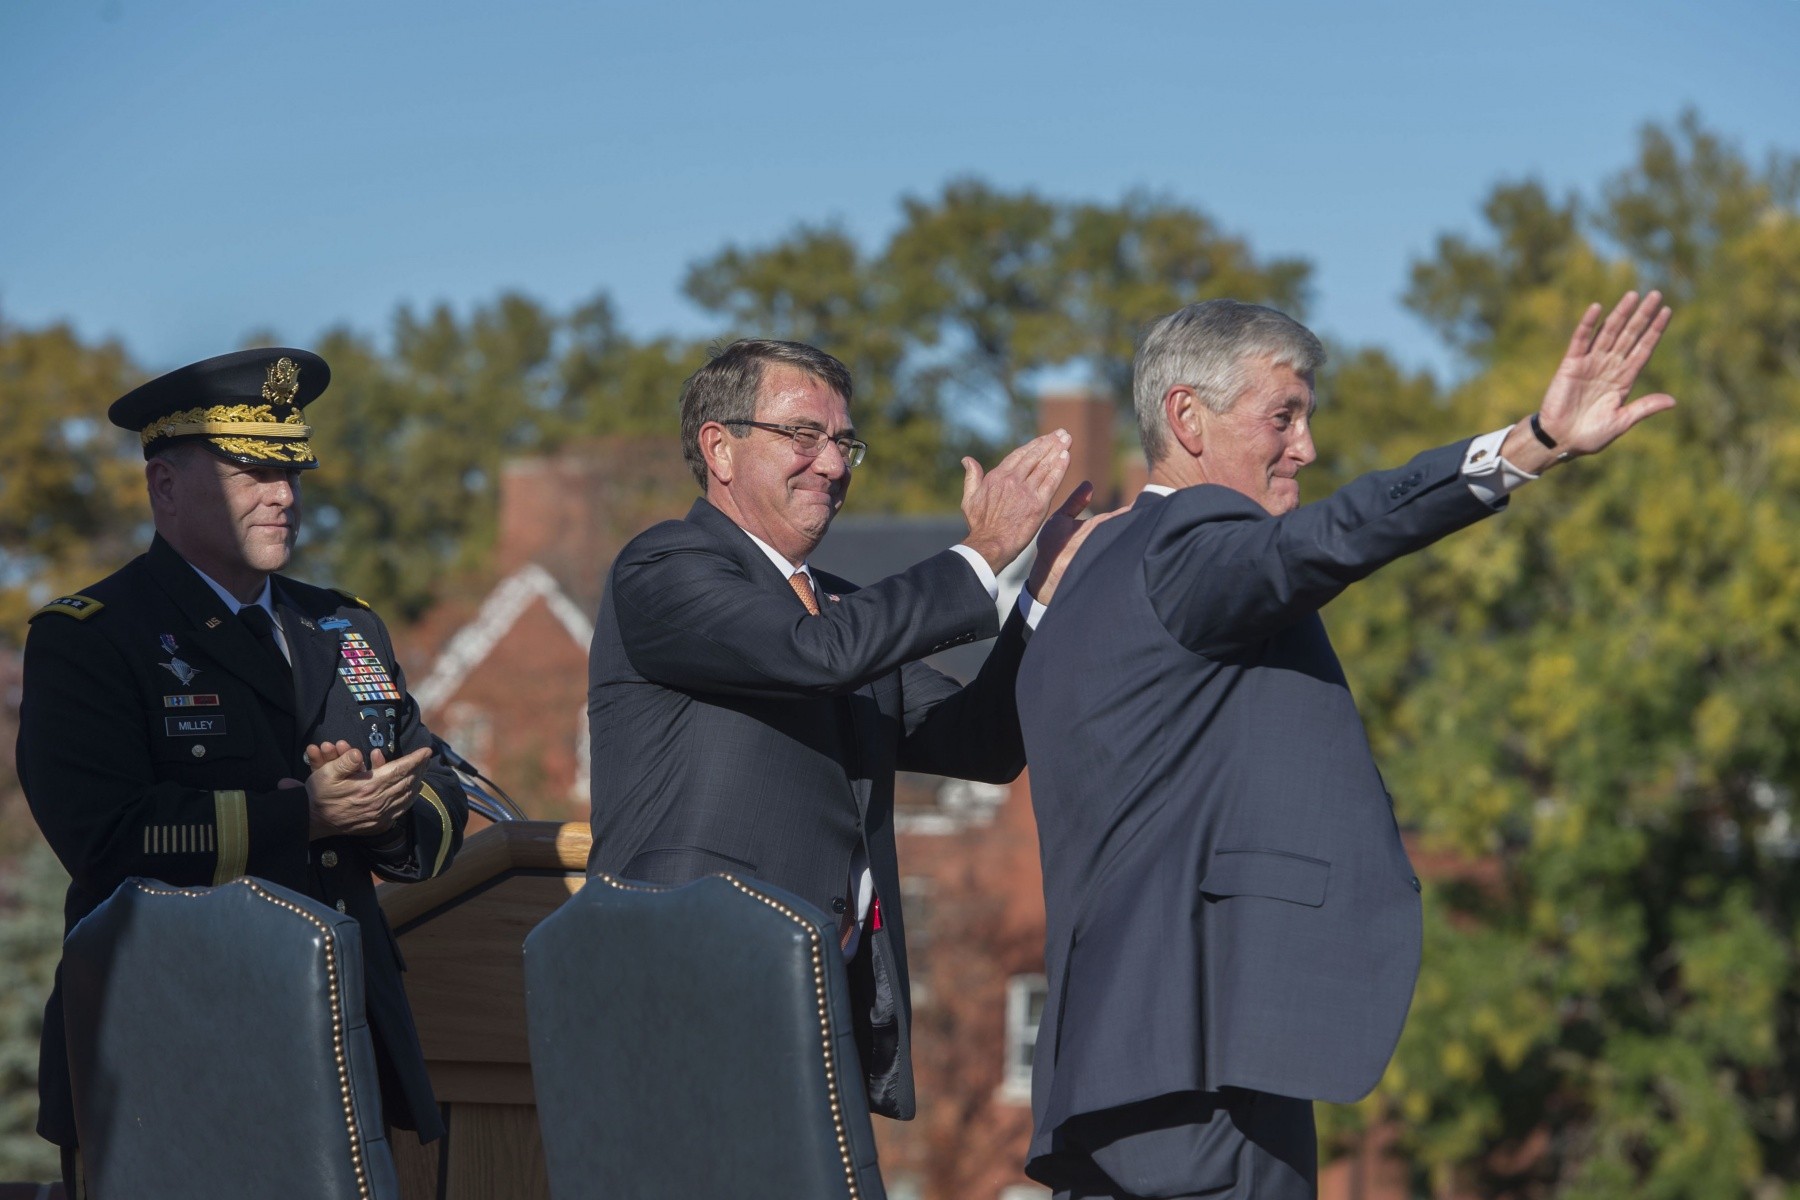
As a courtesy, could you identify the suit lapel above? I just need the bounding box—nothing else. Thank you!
[686,498,795,590]
[276,582,340,735]
[145,537,295,715]
[689,500,874,811]
[813,566,878,813]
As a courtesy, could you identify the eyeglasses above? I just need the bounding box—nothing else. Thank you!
[725,420,868,468]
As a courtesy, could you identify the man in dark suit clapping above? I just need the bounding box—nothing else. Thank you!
[1017,293,1674,1198]
[588,338,1100,1119]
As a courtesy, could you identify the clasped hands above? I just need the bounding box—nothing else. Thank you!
[284,741,434,841]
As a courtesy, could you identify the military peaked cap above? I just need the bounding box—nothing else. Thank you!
[109,347,329,470]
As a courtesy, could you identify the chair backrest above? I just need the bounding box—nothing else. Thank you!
[60,876,399,1200]
[525,873,886,1200]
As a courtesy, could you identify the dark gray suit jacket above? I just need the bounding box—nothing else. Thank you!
[588,498,1029,1118]
[1016,441,1497,1179]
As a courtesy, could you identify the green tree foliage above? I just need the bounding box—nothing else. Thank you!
[297,292,704,620]
[880,181,1310,435]
[0,316,145,644]
[0,840,70,1183]
[685,224,952,511]
[1315,113,1800,1197]
[685,181,1309,506]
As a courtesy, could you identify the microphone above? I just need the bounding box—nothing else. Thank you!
[430,735,527,822]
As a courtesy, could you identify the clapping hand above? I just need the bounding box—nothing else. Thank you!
[959,429,1074,573]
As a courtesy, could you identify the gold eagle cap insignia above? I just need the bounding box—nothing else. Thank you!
[262,357,301,406]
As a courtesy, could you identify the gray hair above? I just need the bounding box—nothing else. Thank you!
[1132,300,1325,462]
[679,339,854,488]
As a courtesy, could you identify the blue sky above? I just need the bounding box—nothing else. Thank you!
[2,0,1795,391]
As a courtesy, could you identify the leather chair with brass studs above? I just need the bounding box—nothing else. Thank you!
[524,873,885,1200]
[60,876,400,1200]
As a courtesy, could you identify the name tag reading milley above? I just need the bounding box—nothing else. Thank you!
[164,716,226,737]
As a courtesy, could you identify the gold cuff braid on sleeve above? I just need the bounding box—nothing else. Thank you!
[418,783,453,878]
[211,790,249,884]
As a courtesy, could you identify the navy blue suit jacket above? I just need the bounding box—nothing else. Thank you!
[588,498,1029,1118]
[1016,441,1497,1179]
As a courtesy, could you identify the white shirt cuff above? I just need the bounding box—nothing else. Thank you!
[1019,588,1048,630]
[1462,425,1539,508]
[949,544,1000,601]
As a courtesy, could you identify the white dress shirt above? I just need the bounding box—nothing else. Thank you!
[189,566,290,663]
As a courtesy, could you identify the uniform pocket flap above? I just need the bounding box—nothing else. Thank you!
[1200,848,1329,908]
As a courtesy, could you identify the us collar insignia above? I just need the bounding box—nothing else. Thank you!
[159,633,179,655]
[160,657,200,686]
[204,616,223,629]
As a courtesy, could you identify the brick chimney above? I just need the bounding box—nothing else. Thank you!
[1038,388,1119,510]
[494,439,695,610]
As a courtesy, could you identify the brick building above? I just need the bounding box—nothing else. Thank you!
[395,438,694,820]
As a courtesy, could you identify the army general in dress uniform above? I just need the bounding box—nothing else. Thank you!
[15,348,468,1187]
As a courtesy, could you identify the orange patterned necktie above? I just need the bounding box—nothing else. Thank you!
[789,571,821,616]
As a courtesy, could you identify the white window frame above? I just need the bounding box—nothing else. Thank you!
[1000,973,1047,1102]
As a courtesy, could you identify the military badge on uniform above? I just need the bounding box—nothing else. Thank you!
[160,658,200,686]
[358,705,399,756]
[159,633,179,655]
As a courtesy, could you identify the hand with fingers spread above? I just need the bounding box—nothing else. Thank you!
[960,428,1074,574]
[1026,481,1128,606]
[303,740,433,840]
[1502,289,1677,474]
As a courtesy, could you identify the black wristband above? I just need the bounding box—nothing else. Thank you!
[1529,413,1559,449]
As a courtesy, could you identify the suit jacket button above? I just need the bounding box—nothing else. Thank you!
[320,850,339,868]
[830,898,847,914]
[191,744,206,758]
[1410,876,1422,893]
[335,900,348,913]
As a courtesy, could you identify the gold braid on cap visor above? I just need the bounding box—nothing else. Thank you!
[139,403,316,463]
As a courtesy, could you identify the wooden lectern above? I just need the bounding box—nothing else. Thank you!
[377,820,591,1200]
